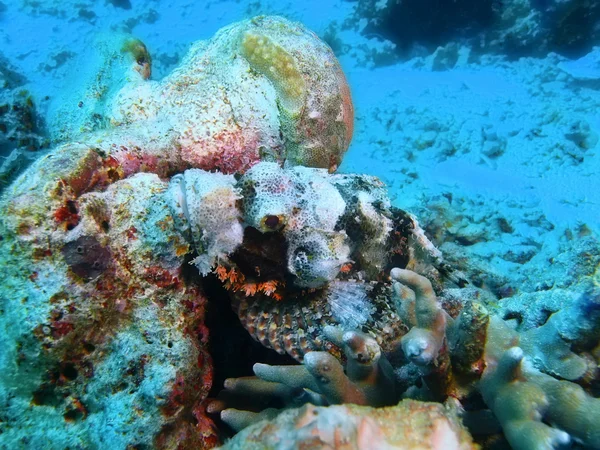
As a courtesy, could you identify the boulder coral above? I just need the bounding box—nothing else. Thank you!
[0,14,599,450]
[0,16,352,449]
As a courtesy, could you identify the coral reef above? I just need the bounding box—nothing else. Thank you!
[0,54,48,188]
[1,12,599,450]
[0,16,353,449]
[481,318,600,450]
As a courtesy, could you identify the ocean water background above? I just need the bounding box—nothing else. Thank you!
[1,0,599,448]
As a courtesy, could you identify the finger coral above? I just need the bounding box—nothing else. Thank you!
[220,401,476,450]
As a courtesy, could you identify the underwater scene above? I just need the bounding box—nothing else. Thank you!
[1,0,599,449]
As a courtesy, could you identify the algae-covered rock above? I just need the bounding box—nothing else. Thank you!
[219,401,476,450]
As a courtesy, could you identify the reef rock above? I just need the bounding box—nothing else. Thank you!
[0,16,353,449]
[219,401,476,450]
[352,0,600,59]
[0,53,48,188]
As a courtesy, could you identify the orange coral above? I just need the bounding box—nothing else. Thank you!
[242,283,258,297]
[260,280,278,297]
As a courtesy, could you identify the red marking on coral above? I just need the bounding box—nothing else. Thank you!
[125,226,138,240]
[54,200,80,230]
[193,405,220,447]
[63,397,88,422]
[143,266,181,289]
[29,272,38,281]
[64,154,103,196]
[49,292,69,304]
[115,297,128,313]
[339,263,353,273]
[94,276,116,294]
[16,222,32,235]
[59,152,123,198]
[111,149,142,177]
[194,323,210,346]
[50,309,63,321]
[32,247,53,260]
[162,373,187,417]
[111,147,174,178]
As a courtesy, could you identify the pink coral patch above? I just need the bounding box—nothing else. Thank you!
[179,128,262,174]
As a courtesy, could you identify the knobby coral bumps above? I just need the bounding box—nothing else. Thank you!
[241,32,306,112]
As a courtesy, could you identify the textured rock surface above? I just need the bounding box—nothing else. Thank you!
[0,16,353,449]
[0,170,217,449]
[351,0,600,58]
[45,16,352,175]
[219,401,477,450]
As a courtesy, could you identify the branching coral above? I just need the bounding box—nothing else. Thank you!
[216,328,397,433]
[393,268,447,367]
[481,317,600,449]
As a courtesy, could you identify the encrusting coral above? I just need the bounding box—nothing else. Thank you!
[0,14,599,450]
